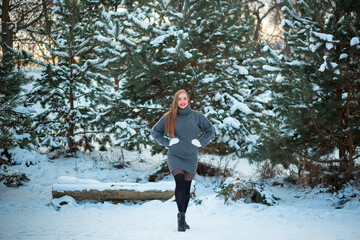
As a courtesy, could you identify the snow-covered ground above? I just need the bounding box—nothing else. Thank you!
[1,147,359,240]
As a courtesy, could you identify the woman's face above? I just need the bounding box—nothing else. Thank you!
[177,92,189,109]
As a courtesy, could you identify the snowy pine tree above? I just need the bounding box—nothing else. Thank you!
[27,0,114,153]
[194,0,266,156]
[252,0,360,186]
[90,2,157,151]
[119,0,266,156]
[0,62,34,151]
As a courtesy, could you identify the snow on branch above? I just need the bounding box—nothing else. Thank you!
[167,9,183,19]
[350,37,359,46]
[281,0,313,25]
[319,56,339,74]
[127,14,148,31]
[262,65,282,72]
[150,32,174,47]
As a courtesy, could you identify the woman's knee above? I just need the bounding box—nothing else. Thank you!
[172,168,185,177]
[184,171,194,181]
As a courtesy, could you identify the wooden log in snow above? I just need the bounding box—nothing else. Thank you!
[52,177,175,202]
[52,189,174,201]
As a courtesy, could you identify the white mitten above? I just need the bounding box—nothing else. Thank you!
[169,138,180,146]
[191,139,202,147]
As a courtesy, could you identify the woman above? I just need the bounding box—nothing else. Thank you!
[151,89,214,232]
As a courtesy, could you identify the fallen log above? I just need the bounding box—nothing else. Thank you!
[52,176,175,202]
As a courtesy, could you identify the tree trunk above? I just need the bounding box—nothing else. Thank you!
[346,76,354,173]
[66,5,77,153]
[1,0,14,63]
[53,189,174,202]
[253,9,261,42]
[67,46,76,152]
[334,82,347,172]
[114,77,120,92]
[52,180,178,202]
[68,54,77,153]
[1,0,45,63]
[68,84,77,153]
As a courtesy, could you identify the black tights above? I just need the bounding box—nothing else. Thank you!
[173,169,193,213]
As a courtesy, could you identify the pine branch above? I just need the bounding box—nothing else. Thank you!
[311,114,346,147]
[17,13,43,31]
[9,1,21,11]
[286,142,342,164]
[0,94,20,111]
[73,131,103,136]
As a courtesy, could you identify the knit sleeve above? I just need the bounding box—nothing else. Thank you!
[151,114,170,148]
[197,112,214,147]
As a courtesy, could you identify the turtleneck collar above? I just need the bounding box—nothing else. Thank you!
[177,105,191,115]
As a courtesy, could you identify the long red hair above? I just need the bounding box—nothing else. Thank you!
[166,89,190,137]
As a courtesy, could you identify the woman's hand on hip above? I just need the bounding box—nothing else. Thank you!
[169,138,180,146]
[191,139,202,147]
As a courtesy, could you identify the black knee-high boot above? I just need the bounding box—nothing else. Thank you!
[174,174,185,212]
[174,174,187,231]
[184,180,192,212]
[184,180,192,229]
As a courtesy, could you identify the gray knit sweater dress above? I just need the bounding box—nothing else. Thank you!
[151,106,214,174]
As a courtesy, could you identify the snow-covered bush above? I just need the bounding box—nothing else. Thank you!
[0,147,48,187]
[333,183,360,209]
[0,167,29,187]
[8,147,48,166]
[216,178,279,205]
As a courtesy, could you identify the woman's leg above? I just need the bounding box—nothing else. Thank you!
[184,171,194,213]
[172,169,187,231]
[172,168,185,213]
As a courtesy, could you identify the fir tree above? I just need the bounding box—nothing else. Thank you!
[90,2,157,151]
[27,0,114,153]
[0,62,34,151]
[119,0,265,156]
[252,0,360,186]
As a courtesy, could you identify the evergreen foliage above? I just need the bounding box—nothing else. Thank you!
[2,0,358,190]
[91,2,157,151]
[27,0,114,153]
[118,0,266,156]
[251,0,360,187]
[0,61,34,150]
